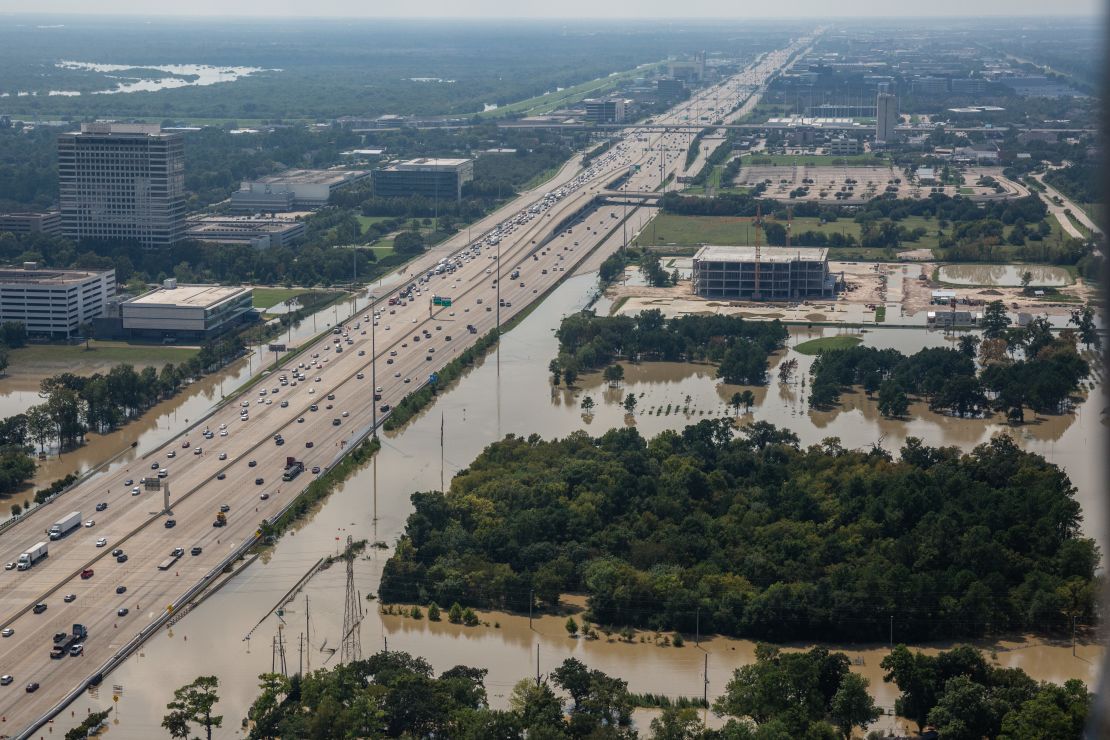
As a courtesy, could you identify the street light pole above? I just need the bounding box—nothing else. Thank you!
[371,295,377,436]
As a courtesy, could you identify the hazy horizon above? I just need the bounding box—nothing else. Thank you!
[2,1,1102,19]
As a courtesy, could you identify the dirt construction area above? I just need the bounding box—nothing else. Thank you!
[608,260,1093,326]
[733,165,1028,204]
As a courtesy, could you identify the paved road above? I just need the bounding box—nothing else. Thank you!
[1033,172,1102,238]
[0,33,811,737]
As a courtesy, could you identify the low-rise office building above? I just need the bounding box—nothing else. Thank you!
[692,246,835,301]
[119,281,254,341]
[230,169,369,213]
[0,212,63,237]
[583,98,627,124]
[0,265,115,337]
[371,158,474,202]
[184,216,306,249]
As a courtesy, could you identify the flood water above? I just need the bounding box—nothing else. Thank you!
[52,61,269,95]
[937,263,1073,287]
[55,272,1105,738]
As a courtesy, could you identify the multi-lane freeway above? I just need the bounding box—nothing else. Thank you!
[0,34,810,737]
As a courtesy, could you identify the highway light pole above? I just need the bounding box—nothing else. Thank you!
[496,238,501,335]
[370,295,377,436]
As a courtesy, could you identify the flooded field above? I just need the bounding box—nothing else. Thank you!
[56,272,1105,738]
[938,263,1073,287]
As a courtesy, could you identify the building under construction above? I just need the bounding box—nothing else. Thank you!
[691,246,836,301]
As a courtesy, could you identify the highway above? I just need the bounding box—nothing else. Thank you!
[0,34,810,737]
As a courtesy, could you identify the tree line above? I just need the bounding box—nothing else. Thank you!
[380,421,1098,643]
[809,304,1091,422]
[551,309,788,386]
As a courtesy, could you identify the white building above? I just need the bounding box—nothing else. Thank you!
[230,169,369,213]
[120,281,254,341]
[0,265,115,337]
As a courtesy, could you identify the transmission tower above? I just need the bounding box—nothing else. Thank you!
[340,535,362,664]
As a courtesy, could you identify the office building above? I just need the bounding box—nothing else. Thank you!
[371,158,474,202]
[826,137,861,156]
[0,264,115,337]
[911,77,950,96]
[656,78,687,100]
[951,77,989,96]
[875,92,898,143]
[0,212,62,237]
[692,246,835,301]
[184,216,306,249]
[57,123,185,248]
[230,169,369,213]
[583,99,627,124]
[119,281,254,341]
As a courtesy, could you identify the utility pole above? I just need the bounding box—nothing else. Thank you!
[535,643,541,687]
[703,653,709,706]
[496,238,501,335]
[305,595,311,673]
[440,412,445,492]
[298,633,304,677]
[370,295,377,435]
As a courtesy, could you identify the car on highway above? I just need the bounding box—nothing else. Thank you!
[0,675,11,685]
[280,401,289,408]
[32,603,47,614]
[172,548,185,557]
[158,468,168,478]
[116,585,126,594]
[95,538,107,547]
[217,472,226,480]
[70,644,83,656]
[260,492,270,501]
[124,479,133,486]
[332,418,341,426]
[25,682,38,693]
[194,447,203,455]
[255,478,264,485]
[167,450,176,458]
[311,466,321,474]
[182,441,190,448]
[165,519,176,529]
[95,502,108,512]
[1,629,12,638]
[63,594,76,603]
[404,377,411,384]
[85,520,95,528]
[4,562,13,570]
[219,452,227,461]
[151,461,160,469]
[305,441,314,448]
[248,459,257,467]
[117,608,129,617]
[81,569,94,579]
[220,429,229,436]
[191,546,202,556]
[116,554,128,563]
[131,487,140,496]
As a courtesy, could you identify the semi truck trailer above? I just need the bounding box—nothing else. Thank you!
[48,511,82,540]
[17,541,48,570]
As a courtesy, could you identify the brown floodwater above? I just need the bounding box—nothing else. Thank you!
[55,272,1105,738]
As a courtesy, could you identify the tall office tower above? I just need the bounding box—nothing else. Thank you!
[58,123,185,248]
[875,91,898,144]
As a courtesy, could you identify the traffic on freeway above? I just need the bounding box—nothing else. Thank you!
[0,36,809,735]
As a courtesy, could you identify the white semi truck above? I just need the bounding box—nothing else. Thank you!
[48,511,82,540]
[17,541,48,570]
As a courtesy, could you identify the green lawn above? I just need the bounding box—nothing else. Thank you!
[479,62,662,119]
[875,306,886,322]
[793,336,863,355]
[9,342,198,370]
[744,154,891,167]
[252,287,311,310]
[356,215,393,231]
[1080,202,1104,225]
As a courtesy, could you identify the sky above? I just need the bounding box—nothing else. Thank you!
[4,0,1103,18]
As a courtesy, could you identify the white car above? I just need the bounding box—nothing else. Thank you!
[3,563,14,571]
[220,429,229,436]
[96,538,107,547]
[84,520,94,528]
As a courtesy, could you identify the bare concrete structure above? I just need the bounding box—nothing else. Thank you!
[692,246,835,300]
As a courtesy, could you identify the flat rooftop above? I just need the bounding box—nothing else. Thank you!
[382,158,472,171]
[253,169,368,186]
[127,285,249,308]
[694,246,829,264]
[0,268,110,286]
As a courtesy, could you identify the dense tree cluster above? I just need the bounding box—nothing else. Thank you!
[1043,164,1101,206]
[17,340,241,454]
[808,313,1090,420]
[882,645,1092,738]
[380,421,1098,642]
[551,310,787,386]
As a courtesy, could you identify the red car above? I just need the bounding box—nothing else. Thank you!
[80,568,94,579]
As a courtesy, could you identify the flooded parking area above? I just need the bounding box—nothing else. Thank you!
[55,271,1105,738]
[937,263,1074,287]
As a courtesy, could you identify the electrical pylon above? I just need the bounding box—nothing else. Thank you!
[339,535,362,664]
